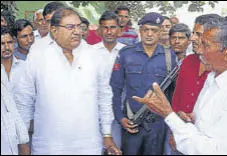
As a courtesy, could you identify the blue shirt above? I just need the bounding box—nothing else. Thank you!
[110,42,177,123]
[14,48,27,60]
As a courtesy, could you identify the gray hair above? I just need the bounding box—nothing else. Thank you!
[169,23,191,39]
[204,18,227,51]
[195,14,223,26]
[33,9,43,21]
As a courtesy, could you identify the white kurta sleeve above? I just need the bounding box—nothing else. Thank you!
[97,62,114,135]
[14,53,37,129]
[165,112,227,155]
[2,83,29,145]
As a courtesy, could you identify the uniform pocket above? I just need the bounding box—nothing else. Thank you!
[126,65,143,88]
[154,69,167,84]
[155,69,167,78]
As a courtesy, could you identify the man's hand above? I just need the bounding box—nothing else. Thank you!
[169,132,177,151]
[133,83,173,118]
[177,111,195,123]
[103,137,122,155]
[120,118,138,134]
[18,144,30,155]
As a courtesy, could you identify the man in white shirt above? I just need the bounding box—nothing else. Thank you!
[14,7,121,155]
[33,9,49,40]
[94,10,125,150]
[1,27,25,90]
[1,26,29,156]
[14,19,35,60]
[133,19,227,154]
[29,2,65,55]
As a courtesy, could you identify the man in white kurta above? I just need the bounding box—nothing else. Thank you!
[14,8,117,155]
[132,19,227,154]
[93,11,126,149]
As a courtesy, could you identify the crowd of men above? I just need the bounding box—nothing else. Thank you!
[1,2,227,155]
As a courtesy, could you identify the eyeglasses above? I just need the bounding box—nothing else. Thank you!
[118,15,129,19]
[100,25,119,31]
[58,23,82,31]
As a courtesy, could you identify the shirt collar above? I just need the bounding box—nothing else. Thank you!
[14,48,27,60]
[34,30,41,38]
[1,56,21,72]
[122,26,129,32]
[12,55,20,66]
[95,41,124,51]
[136,42,165,55]
[215,70,227,91]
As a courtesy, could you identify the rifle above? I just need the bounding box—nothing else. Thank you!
[127,64,181,127]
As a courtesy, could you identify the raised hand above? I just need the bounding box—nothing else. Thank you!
[132,83,173,118]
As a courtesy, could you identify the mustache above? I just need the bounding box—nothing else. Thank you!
[145,37,154,40]
[72,34,81,38]
[3,50,13,53]
[105,35,114,37]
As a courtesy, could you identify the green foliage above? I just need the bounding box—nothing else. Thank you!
[105,1,146,21]
[71,1,220,21]
[2,1,221,24]
[1,1,18,15]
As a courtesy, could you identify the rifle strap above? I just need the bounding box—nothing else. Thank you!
[164,47,172,74]
[126,47,172,120]
[126,101,134,119]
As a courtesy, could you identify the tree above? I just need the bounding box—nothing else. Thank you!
[71,1,219,21]
[1,1,18,29]
[1,1,18,15]
[1,1,221,24]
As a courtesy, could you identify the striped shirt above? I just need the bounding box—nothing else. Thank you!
[117,26,139,46]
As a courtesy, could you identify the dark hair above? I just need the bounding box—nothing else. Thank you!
[163,16,172,25]
[195,14,223,25]
[43,2,65,17]
[115,5,130,15]
[1,26,15,38]
[81,17,90,27]
[163,16,170,20]
[50,7,81,27]
[169,23,191,39]
[203,18,226,51]
[1,10,16,29]
[14,19,34,37]
[99,10,119,25]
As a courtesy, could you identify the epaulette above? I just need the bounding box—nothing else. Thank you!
[119,44,136,53]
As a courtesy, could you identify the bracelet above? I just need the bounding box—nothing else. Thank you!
[103,134,112,138]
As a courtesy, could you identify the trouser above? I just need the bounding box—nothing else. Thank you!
[122,117,166,155]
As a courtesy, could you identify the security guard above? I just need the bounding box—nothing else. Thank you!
[110,12,177,155]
